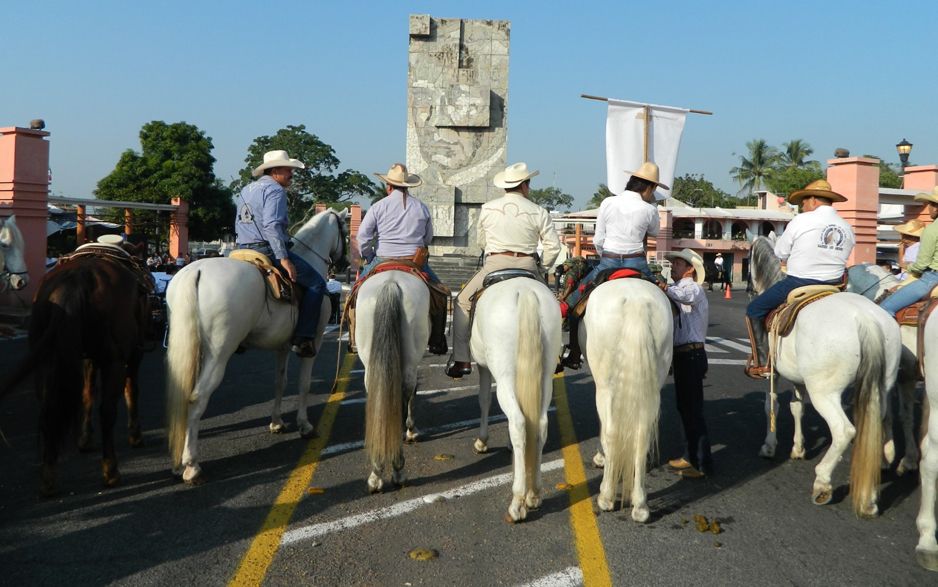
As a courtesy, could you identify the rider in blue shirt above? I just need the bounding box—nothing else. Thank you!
[235,150,326,358]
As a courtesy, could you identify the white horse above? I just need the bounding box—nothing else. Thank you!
[917,315,938,571]
[470,277,562,522]
[0,215,29,292]
[749,235,901,516]
[355,269,430,493]
[846,263,922,475]
[580,278,672,522]
[165,209,348,484]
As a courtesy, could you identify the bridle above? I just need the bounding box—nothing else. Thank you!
[290,210,350,273]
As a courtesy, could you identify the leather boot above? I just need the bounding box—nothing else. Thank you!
[560,315,582,370]
[347,307,357,354]
[745,316,771,378]
[428,293,448,355]
[445,357,472,379]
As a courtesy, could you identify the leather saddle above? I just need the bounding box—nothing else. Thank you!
[63,243,155,294]
[569,268,678,320]
[765,285,841,337]
[467,269,541,327]
[229,249,297,303]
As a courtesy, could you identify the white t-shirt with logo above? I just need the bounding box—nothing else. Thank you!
[775,205,855,281]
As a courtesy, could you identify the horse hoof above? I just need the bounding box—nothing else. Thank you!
[129,436,146,448]
[404,429,419,444]
[78,437,94,453]
[506,504,527,523]
[39,483,58,498]
[473,439,488,454]
[368,474,384,494]
[525,495,541,510]
[593,453,605,468]
[269,423,286,434]
[859,504,879,518]
[758,445,776,459]
[183,467,205,486]
[632,507,651,523]
[897,459,918,476]
[103,474,122,488]
[790,448,805,460]
[597,496,615,511]
[916,547,938,572]
[812,489,832,506]
[300,426,319,440]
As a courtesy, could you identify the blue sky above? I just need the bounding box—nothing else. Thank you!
[4,1,937,211]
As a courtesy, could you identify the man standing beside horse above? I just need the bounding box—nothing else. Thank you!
[445,162,562,378]
[744,180,854,378]
[235,150,327,358]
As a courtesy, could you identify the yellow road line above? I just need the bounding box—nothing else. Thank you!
[553,373,612,587]
[229,353,357,586]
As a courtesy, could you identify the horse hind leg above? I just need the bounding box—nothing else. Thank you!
[809,394,855,506]
[896,378,920,475]
[99,362,128,488]
[916,421,938,570]
[78,361,96,453]
[759,382,779,458]
[390,448,407,489]
[404,375,419,444]
[475,367,493,454]
[124,352,145,448]
[790,385,806,460]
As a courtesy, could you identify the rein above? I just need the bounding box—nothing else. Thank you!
[291,210,349,273]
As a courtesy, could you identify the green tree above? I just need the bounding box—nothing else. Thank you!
[587,183,615,208]
[764,166,826,196]
[528,186,574,211]
[671,174,734,208]
[230,124,381,223]
[778,139,819,170]
[862,155,905,189]
[730,139,780,199]
[95,121,235,241]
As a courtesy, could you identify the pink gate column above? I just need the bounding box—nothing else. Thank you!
[901,165,938,223]
[826,157,880,266]
[168,197,189,260]
[0,126,50,304]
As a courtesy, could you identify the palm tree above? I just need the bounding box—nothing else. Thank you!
[779,139,819,170]
[730,139,779,198]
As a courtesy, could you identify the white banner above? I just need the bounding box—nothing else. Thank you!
[606,99,688,201]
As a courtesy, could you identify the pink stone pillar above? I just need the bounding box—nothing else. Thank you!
[350,204,362,272]
[901,165,938,222]
[0,127,50,304]
[826,157,880,265]
[168,197,189,260]
[651,209,673,259]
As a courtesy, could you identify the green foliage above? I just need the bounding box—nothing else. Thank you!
[671,174,735,208]
[764,166,826,196]
[587,183,615,209]
[729,139,780,197]
[861,155,905,189]
[230,124,380,223]
[95,121,235,241]
[778,139,819,170]
[528,186,574,211]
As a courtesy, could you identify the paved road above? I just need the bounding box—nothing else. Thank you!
[0,289,932,586]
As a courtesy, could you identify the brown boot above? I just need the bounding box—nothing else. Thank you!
[445,358,472,379]
[745,316,772,379]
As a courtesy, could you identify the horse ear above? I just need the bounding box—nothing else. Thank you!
[768,231,778,245]
[745,229,756,244]
[338,208,349,220]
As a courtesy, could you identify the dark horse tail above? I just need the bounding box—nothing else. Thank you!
[0,269,93,454]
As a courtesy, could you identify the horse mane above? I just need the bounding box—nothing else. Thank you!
[750,237,784,293]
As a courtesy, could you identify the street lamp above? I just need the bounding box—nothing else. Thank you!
[897,139,913,168]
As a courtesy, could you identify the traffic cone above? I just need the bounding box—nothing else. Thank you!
[724,284,732,299]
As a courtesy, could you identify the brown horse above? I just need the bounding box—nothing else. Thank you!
[0,244,152,495]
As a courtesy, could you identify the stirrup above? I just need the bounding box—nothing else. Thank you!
[560,346,582,370]
[744,355,772,379]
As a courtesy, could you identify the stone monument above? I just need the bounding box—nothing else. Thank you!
[406,14,509,258]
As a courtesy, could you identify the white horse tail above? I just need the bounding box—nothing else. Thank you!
[166,269,202,472]
[603,297,661,508]
[515,287,544,487]
[365,280,404,472]
[850,311,886,516]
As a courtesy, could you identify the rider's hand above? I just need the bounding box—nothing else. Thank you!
[281,258,298,282]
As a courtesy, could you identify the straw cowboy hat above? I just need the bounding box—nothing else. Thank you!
[374,163,422,188]
[894,218,926,238]
[624,161,670,190]
[787,179,847,206]
[252,150,306,178]
[914,186,938,206]
[494,162,539,189]
[665,248,706,285]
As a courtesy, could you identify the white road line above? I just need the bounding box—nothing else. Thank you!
[341,384,493,404]
[704,344,727,354]
[707,336,752,353]
[516,567,584,587]
[708,359,748,365]
[281,459,565,546]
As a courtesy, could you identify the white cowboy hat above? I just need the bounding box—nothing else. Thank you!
[665,248,706,285]
[624,161,670,190]
[914,186,938,206]
[252,150,306,178]
[374,163,422,188]
[493,162,540,189]
[97,234,124,245]
[787,179,847,206]
[894,218,926,238]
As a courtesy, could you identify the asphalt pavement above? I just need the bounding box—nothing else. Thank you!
[0,285,933,586]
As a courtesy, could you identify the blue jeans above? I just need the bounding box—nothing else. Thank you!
[746,276,841,320]
[358,256,440,283]
[880,270,938,317]
[673,348,712,474]
[567,255,655,307]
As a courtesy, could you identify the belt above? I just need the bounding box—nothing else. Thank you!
[238,242,271,251]
[674,342,704,354]
[601,252,644,259]
[490,251,535,258]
